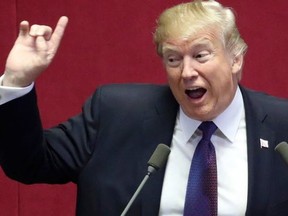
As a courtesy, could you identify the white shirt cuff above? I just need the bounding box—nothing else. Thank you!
[0,75,34,105]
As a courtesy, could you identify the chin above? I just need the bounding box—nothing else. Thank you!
[186,109,215,121]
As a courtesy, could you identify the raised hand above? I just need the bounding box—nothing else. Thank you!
[3,16,69,87]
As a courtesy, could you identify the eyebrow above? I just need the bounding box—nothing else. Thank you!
[162,39,214,55]
[162,47,180,55]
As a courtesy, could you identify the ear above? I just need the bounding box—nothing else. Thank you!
[231,54,244,75]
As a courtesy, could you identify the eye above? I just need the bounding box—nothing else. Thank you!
[194,51,211,63]
[163,54,182,67]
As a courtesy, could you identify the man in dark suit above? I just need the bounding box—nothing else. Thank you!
[1,0,288,215]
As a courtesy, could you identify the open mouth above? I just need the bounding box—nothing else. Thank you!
[185,87,207,99]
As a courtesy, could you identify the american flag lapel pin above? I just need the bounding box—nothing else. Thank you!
[260,138,269,148]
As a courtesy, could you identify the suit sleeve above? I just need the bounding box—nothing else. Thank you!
[0,87,99,184]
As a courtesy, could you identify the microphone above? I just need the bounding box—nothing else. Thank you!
[120,143,171,216]
[275,141,288,165]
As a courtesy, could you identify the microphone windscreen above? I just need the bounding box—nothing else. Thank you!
[275,141,288,165]
[147,143,170,170]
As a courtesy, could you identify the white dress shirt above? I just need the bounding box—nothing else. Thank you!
[0,75,34,105]
[159,87,248,216]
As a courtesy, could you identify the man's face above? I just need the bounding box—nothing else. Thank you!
[162,30,242,121]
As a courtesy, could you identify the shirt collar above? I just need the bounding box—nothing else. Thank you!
[179,86,244,143]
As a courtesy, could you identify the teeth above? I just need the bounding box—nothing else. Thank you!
[187,87,201,91]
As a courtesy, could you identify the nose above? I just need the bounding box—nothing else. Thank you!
[181,56,199,79]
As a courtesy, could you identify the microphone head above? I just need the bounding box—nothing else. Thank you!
[147,143,171,171]
[275,141,288,165]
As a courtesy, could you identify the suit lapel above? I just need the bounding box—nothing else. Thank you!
[138,88,178,216]
[135,86,278,215]
[241,87,276,215]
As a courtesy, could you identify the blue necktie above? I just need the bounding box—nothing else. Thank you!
[183,121,218,216]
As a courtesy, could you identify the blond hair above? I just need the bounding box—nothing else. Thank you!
[154,0,247,58]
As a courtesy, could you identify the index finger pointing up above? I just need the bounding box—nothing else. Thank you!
[50,16,69,49]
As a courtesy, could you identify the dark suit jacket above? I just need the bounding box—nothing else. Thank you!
[1,84,288,216]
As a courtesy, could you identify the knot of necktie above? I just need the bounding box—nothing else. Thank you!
[198,121,217,141]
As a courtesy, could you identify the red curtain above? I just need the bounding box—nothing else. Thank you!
[1,0,287,215]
